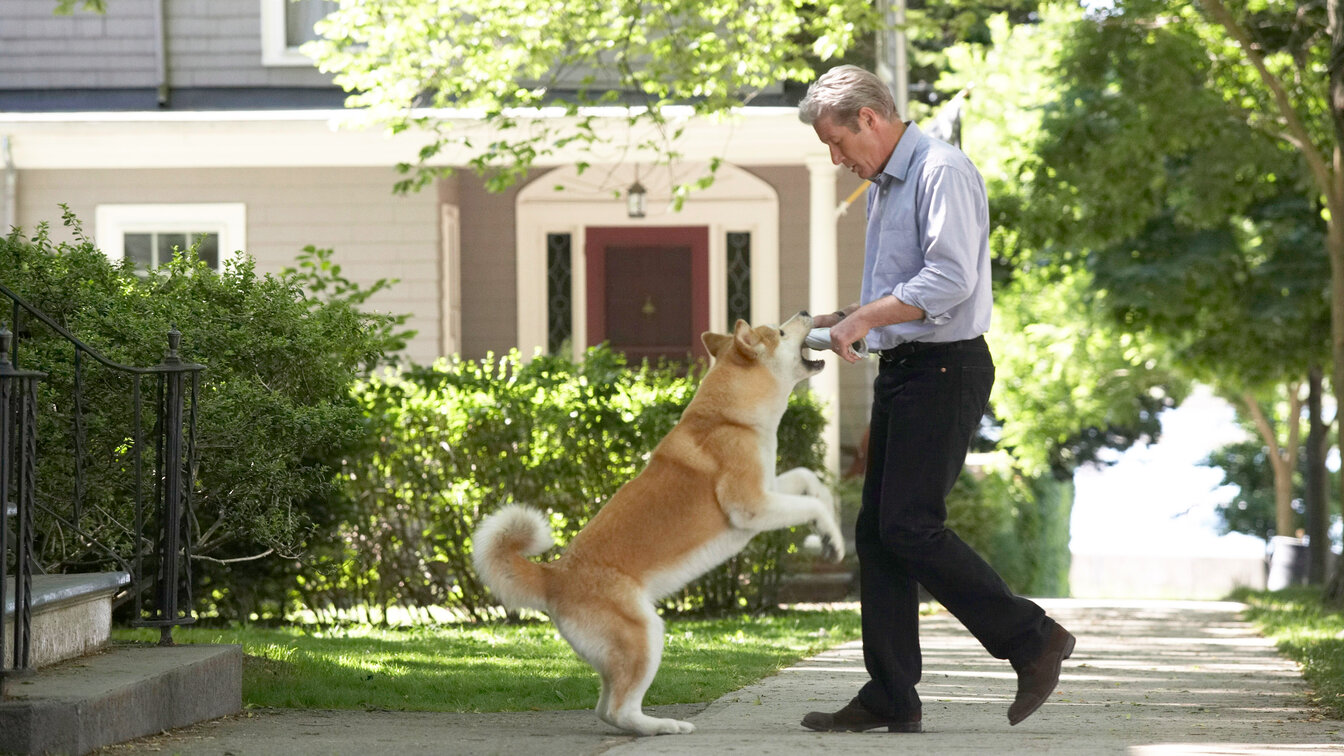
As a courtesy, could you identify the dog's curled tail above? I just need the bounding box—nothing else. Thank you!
[472,504,554,612]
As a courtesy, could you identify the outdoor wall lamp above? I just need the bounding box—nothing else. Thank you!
[627,168,647,219]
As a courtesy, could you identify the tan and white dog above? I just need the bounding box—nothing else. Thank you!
[471,311,845,736]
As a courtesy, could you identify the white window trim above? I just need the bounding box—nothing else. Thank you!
[440,204,462,356]
[260,0,316,67]
[94,203,246,269]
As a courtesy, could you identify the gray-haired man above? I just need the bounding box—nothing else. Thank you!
[798,64,1075,733]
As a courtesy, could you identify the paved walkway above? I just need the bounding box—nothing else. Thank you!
[101,599,1344,755]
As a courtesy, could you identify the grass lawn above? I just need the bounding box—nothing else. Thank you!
[112,607,861,712]
[1233,587,1344,719]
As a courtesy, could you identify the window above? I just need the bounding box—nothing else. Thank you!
[94,204,245,272]
[124,231,220,270]
[260,0,338,67]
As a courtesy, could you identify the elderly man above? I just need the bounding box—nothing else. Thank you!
[797,64,1075,734]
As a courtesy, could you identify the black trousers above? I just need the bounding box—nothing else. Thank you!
[856,336,1050,719]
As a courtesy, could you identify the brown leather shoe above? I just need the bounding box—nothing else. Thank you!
[801,697,922,733]
[1008,622,1076,726]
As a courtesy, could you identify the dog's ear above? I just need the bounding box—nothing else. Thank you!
[701,330,733,356]
[732,319,765,359]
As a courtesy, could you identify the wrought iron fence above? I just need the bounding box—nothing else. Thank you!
[1,282,203,691]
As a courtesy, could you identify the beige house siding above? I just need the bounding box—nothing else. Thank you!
[748,164,872,464]
[747,165,811,315]
[452,173,525,360]
[14,166,442,365]
[835,171,873,463]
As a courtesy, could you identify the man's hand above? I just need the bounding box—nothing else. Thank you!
[829,314,869,364]
[813,311,846,329]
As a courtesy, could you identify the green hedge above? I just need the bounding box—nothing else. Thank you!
[1,213,406,620]
[300,346,830,622]
[946,467,1072,597]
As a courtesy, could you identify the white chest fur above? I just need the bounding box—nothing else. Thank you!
[644,528,754,600]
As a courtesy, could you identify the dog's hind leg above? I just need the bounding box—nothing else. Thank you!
[558,601,693,736]
[595,679,615,727]
[603,604,695,736]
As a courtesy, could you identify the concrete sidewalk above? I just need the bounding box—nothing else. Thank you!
[100,599,1344,755]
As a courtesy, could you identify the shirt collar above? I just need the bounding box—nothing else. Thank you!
[876,120,921,187]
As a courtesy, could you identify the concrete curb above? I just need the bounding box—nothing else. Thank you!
[0,643,241,755]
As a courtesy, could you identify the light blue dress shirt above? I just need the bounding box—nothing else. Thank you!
[861,121,993,350]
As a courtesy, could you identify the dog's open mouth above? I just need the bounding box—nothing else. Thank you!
[801,345,825,372]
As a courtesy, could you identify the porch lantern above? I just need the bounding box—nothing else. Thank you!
[626,176,647,218]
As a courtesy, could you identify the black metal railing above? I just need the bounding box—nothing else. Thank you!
[0,331,40,681]
[1,282,203,691]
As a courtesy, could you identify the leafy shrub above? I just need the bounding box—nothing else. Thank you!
[1,212,407,620]
[306,346,829,622]
[946,467,1072,596]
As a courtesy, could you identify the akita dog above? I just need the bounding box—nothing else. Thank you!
[471,311,845,736]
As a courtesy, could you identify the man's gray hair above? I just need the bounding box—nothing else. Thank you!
[797,65,898,131]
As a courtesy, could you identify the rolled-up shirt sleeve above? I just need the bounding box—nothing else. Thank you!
[891,165,983,324]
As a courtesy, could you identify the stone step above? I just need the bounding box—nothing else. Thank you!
[3,572,130,668]
[0,641,242,755]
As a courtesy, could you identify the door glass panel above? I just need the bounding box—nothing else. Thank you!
[546,233,573,355]
[726,232,751,325]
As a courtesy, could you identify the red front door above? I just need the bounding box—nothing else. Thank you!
[586,226,710,363]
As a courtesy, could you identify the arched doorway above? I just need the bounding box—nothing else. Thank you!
[514,161,779,361]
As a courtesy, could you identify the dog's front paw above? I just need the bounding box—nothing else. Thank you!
[807,473,834,507]
[820,531,845,563]
[777,467,832,504]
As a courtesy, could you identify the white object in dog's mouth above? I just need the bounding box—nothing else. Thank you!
[804,327,869,363]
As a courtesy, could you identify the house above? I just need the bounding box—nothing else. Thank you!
[0,0,877,473]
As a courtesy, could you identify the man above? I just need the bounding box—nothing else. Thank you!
[797,64,1075,733]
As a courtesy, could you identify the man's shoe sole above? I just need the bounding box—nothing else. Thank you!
[888,721,923,733]
[801,720,923,733]
[801,709,923,733]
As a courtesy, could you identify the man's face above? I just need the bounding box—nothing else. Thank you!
[812,108,891,181]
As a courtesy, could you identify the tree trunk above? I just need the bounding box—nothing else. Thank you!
[1306,366,1330,584]
[1241,388,1303,538]
[1328,158,1344,602]
[1325,0,1344,607]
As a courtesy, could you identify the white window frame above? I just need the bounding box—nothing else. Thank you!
[260,0,323,67]
[94,203,246,270]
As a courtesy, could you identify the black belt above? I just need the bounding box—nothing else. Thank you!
[878,335,986,362]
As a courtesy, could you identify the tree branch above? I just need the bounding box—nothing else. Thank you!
[1241,391,1284,470]
[1196,0,1340,209]
[191,549,276,565]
